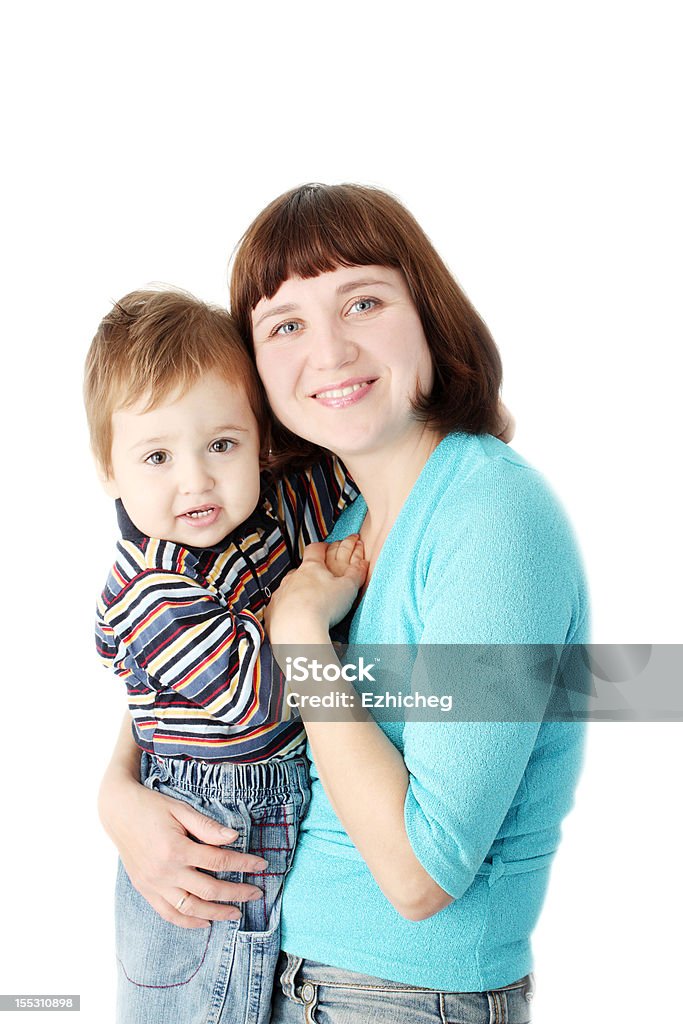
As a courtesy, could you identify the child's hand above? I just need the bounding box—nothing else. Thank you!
[325,534,367,580]
[265,535,367,639]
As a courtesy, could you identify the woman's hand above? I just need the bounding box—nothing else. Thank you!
[99,721,267,929]
[265,536,367,642]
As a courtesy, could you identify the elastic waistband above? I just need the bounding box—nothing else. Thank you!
[141,751,309,802]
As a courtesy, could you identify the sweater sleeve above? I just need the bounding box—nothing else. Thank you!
[98,567,281,729]
[402,459,588,899]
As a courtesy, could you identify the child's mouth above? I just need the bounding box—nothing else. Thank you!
[178,505,221,526]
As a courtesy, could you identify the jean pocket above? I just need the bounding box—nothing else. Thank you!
[115,860,214,988]
[240,799,300,935]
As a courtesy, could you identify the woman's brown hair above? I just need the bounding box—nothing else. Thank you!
[230,183,502,466]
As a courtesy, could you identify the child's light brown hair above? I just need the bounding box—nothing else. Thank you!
[84,288,270,475]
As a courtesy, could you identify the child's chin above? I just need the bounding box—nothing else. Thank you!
[176,528,222,547]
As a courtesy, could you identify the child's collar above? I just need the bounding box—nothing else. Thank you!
[115,499,146,545]
[114,498,277,556]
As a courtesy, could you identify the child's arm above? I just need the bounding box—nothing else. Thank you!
[269,452,359,557]
[265,535,367,640]
[98,568,283,730]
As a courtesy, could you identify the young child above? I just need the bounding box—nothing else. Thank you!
[84,288,361,1024]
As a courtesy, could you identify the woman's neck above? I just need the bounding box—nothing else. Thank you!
[342,426,444,566]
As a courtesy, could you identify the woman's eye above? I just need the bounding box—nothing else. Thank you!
[349,298,377,315]
[273,320,302,337]
[145,451,169,466]
[210,438,235,453]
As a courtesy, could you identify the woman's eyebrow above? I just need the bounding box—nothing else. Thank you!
[253,302,299,329]
[336,279,393,295]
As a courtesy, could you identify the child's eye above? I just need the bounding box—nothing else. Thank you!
[209,438,236,453]
[272,320,302,337]
[145,451,169,466]
[348,298,378,315]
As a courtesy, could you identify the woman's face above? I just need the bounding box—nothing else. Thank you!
[250,265,435,460]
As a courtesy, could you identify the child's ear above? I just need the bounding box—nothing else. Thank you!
[101,476,120,499]
[94,456,120,499]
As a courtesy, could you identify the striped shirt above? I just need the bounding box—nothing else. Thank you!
[96,455,357,762]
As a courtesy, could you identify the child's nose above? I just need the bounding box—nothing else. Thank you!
[180,461,214,494]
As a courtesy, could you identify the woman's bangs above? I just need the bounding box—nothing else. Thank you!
[245,199,400,310]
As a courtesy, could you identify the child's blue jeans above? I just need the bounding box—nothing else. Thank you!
[115,752,310,1024]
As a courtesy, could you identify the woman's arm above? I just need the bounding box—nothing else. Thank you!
[98,714,268,928]
[284,645,451,921]
[267,542,452,921]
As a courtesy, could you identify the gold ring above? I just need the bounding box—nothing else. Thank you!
[175,893,189,912]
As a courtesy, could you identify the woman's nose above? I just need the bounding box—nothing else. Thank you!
[310,323,357,371]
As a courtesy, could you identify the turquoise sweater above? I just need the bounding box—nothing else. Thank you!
[280,433,588,991]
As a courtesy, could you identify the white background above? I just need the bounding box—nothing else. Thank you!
[1,2,681,1021]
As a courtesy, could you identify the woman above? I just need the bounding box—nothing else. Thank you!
[100,183,587,1022]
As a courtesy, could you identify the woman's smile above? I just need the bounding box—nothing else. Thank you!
[309,376,378,407]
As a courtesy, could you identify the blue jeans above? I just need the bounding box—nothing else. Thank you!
[115,753,310,1024]
[271,954,535,1024]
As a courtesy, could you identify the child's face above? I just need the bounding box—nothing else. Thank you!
[102,370,262,547]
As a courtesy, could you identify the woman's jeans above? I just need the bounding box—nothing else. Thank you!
[115,752,310,1024]
[271,953,536,1024]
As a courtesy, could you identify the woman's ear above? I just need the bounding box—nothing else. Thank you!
[258,423,274,470]
[494,399,516,444]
